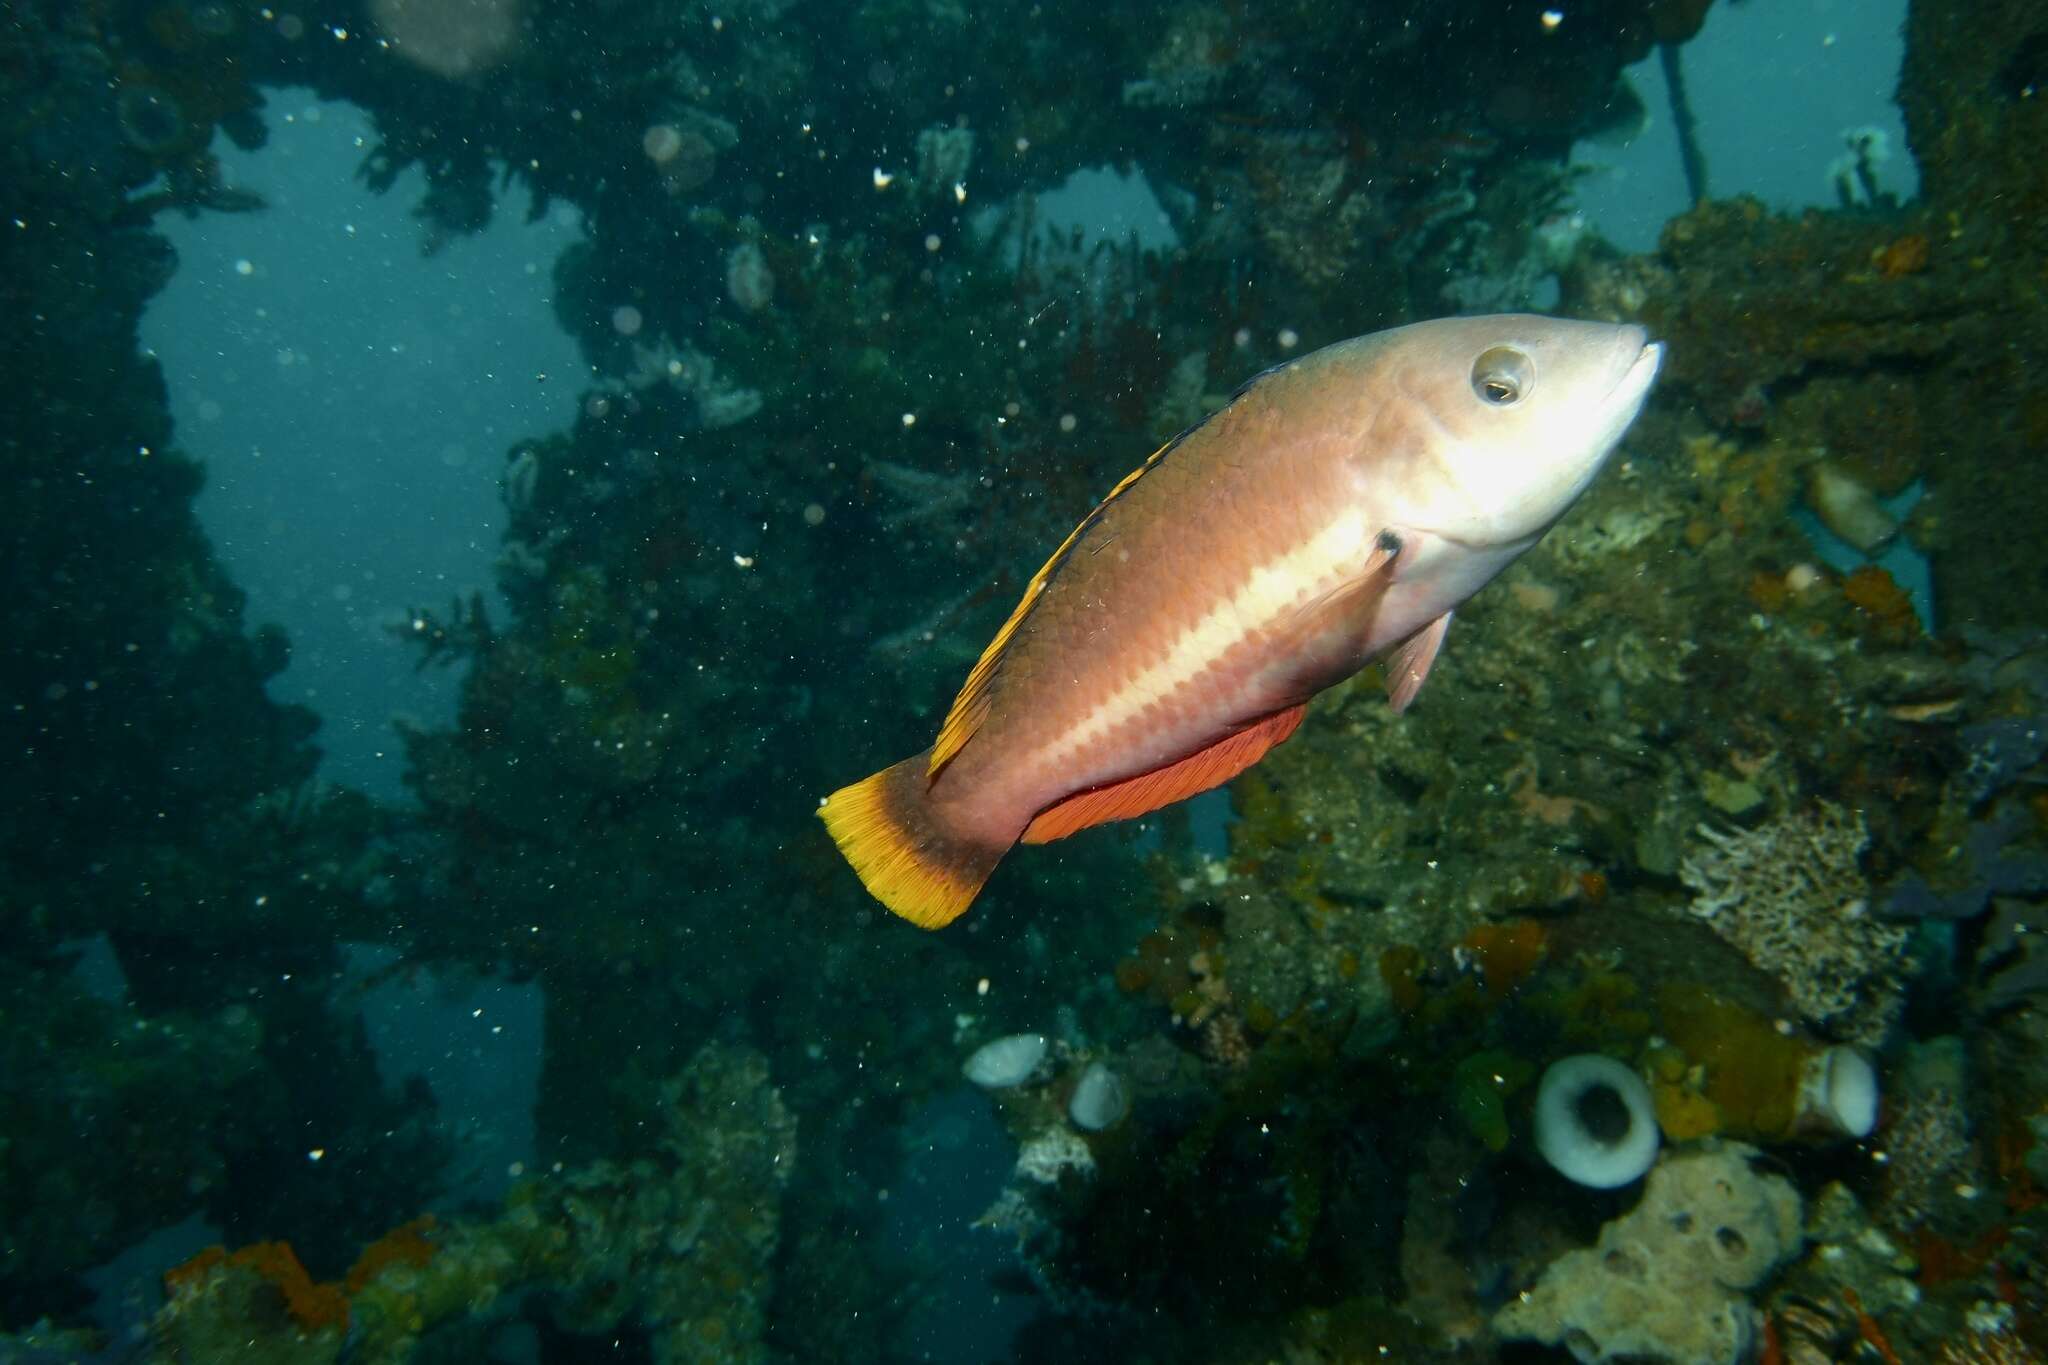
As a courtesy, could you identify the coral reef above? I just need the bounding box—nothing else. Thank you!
[150,1043,794,1364]
[1582,0,2048,636]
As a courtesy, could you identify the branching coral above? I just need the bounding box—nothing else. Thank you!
[1680,803,1910,1044]
[617,340,764,428]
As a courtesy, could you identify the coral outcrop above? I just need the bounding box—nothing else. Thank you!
[1495,1143,1804,1365]
[150,1043,795,1364]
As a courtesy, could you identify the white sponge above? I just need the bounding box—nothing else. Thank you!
[1795,1046,1879,1140]
[1534,1053,1660,1188]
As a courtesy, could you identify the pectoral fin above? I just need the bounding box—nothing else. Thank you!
[1265,532,1403,683]
[1386,612,1451,714]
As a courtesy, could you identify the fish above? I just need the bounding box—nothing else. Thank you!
[819,314,1664,929]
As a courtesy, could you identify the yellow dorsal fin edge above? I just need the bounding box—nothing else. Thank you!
[927,438,1176,778]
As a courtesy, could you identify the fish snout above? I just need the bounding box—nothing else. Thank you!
[1611,330,1664,404]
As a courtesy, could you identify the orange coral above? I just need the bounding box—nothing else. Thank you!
[1509,764,1594,827]
[1657,1087,1723,1138]
[347,1215,440,1293]
[164,1241,350,1334]
[1460,919,1547,1004]
[1379,944,1425,1013]
[1656,983,1809,1139]
[237,1242,350,1333]
[1874,234,1932,278]
[1843,564,1919,638]
[1912,1223,2010,1289]
[1114,911,1224,1013]
[1842,1288,1903,1365]
[162,1245,228,1295]
[1746,569,1793,614]
[1647,1040,1723,1137]
[1759,1315,1784,1365]
[1652,1080,1724,1141]
[1996,1120,2046,1211]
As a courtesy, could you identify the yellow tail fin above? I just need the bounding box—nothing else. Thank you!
[817,751,1008,929]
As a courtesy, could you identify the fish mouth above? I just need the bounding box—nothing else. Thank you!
[1611,334,1665,409]
[1571,333,1664,490]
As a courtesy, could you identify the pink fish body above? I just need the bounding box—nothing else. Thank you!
[822,314,1663,928]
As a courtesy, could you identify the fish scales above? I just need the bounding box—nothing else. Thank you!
[961,347,1376,821]
[820,314,1663,930]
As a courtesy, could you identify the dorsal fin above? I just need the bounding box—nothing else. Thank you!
[1223,356,1295,403]
[927,392,1258,779]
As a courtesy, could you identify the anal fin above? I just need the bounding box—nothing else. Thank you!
[1020,703,1309,845]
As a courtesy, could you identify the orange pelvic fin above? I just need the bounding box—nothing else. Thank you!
[1021,703,1309,845]
[818,751,1010,929]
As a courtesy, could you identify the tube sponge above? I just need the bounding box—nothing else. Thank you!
[962,1033,1048,1088]
[1795,1046,1879,1140]
[1067,1061,1128,1132]
[1535,1054,1660,1188]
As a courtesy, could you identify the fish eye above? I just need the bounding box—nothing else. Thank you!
[1471,346,1534,406]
